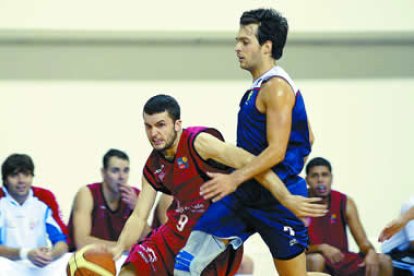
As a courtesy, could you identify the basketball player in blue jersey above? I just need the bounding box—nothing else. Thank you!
[175,9,314,276]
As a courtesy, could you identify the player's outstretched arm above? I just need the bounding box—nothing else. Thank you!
[194,132,326,218]
[111,177,157,260]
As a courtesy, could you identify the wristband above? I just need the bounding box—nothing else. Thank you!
[19,248,30,260]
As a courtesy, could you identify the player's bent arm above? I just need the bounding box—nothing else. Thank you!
[71,187,116,248]
[229,79,295,186]
[195,132,326,218]
[346,197,375,255]
[195,132,288,198]
[113,178,157,257]
[0,245,21,260]
[155,194,174,225]
[51,241,68,260]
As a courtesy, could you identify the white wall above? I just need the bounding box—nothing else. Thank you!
[1,79,413,274]
[1,0,413,32]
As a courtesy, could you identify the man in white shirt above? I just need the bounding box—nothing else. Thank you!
[0,153,68,271]
[381,196,414,267]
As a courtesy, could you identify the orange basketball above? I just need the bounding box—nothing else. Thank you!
[67,245,116,276]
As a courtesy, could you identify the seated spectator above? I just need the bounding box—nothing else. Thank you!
[380,197,414,273]
[67,149,149,250]
[0,153,68,267]
[379,197,414,243]
[305,157,392,276]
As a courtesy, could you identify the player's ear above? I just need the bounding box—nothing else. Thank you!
[175,119,182,132]
[262,40,272,56]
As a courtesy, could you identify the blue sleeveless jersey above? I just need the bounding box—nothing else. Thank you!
[237,66,311,186]
[189,66,310,259]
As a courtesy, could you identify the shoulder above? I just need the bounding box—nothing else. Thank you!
[32,186,61,210]
[84,183,101,194]
[261,77,294,96]
[75,185,94,204]
[192,131,224,161]
[32,186,56,200]
[344,194,358,216]
[259,77,295,109]
[331,189,346,199]
[188,127,225,143]
[132,186,141,195]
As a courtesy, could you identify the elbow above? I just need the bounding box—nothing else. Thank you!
[269,148,286,166]
[75,239,86,250]
[74,235,89,250]
[310,135,315,147]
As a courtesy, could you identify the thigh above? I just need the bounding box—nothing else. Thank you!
[274,251,307,276]
[123,226,181,275]
[202,246,244,276]
[193,194,253,244]
[246,203,308,259]
[325,252,365,276]
[248,178,309,259]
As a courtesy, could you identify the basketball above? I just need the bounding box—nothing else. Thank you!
[66,245,116,276]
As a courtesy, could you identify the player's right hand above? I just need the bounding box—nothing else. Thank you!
[321,244,344,264]
[28,248,53,267]
[282,195,327,218]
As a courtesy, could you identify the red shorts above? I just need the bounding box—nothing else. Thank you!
[123,223,243,275]
[325,251,365,276]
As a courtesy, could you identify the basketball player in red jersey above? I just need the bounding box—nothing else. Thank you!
[111,94,325,275]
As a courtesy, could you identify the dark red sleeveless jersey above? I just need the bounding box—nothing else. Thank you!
[143,127,228,234]
[68,182,140,250]
[308,190,349,251]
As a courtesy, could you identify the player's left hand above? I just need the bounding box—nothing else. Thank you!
[358,250,379,276]
[282,195,327,218]
[378,217,405,242]
[119,184,138,210]
[200,172,238,202]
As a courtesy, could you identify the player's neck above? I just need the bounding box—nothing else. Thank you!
[163,130,183,161]
[250,59,275,80]
[102,182,120,209]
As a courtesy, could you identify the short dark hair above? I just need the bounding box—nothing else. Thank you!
[2,154,35,183]
[305,157,332,175]
[143,94,181,122]
[103,149,129,169]
[240,8,288,60]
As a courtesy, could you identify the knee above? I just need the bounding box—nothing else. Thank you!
[237,254,254,274]
[306,253,325,272]
[174,250,195,275]
[119,263,137,276]
[378,254,393,272]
